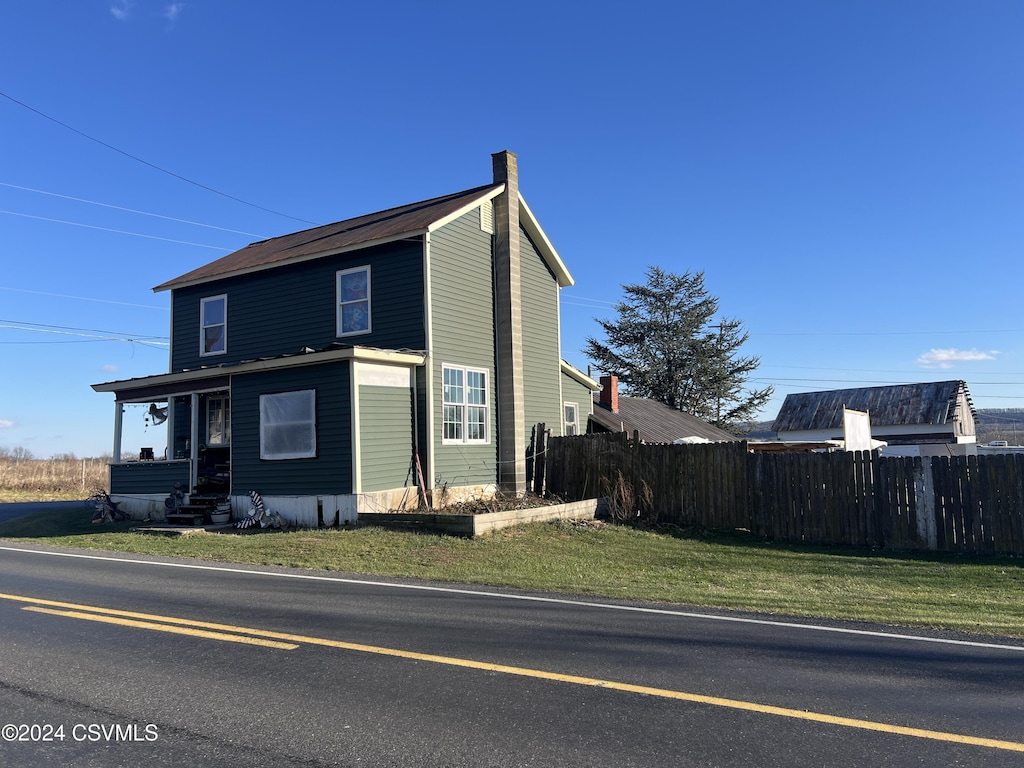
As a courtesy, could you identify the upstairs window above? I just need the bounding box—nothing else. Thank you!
[200,295,227,356]
[443,365,489,444]
[337,266,371,337]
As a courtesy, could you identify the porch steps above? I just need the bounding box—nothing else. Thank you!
[165,504,209,526]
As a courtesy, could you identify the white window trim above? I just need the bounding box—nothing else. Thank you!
[260,389,317,460]
[200,294,227,357]
[441,364,490,445]
[564,402,579,436]
[336,265,372,337]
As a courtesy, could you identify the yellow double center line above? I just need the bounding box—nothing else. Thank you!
[4,591,1023,753]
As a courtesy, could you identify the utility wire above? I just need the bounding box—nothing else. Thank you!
[753,329,1024,336]
[0,90,318,226]
[0,210,231,250]
[0,286,167,310]
[0,323,168,347]
[0,319,168,340]
[0,181,269,238]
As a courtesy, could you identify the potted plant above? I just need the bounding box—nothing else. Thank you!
[210,498,232,524]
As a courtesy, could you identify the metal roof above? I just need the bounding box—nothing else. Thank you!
[92,342,427,401]
[589,396,737,443]
[153,183,574,292]
[772,380,975,432]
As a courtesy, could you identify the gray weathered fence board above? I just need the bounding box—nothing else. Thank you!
[545,435,1024,555]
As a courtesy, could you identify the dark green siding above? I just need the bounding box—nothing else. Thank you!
[230,362,352,495]
[110,461,191,494]
[170,239,425,372]
[358,385,415,492]
[520,227,563,435]
[429,210,497,487]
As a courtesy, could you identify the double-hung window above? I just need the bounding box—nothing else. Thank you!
[260,390,316,459]
[337,266,371,336]
[200,295,227,356]
[442,365,489,444]
[564,402,579,436]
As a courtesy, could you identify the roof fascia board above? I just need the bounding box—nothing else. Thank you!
[152,230,429,293]
[92,346,427,394]
[519,194,573,287]
[426,185,505,233]
[560,359,600,390]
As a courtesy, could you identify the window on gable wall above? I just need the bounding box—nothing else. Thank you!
[337,266,371,336]
[200,295,226,356]
[443,365,489,444]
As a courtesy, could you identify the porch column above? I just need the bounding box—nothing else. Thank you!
[190,393,200,492]
[165,399,175,460]
[112,401,124,463]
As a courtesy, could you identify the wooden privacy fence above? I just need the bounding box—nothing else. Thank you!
[544,433,1024,555]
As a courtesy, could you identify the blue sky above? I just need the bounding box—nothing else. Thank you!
[1,1,1022,458]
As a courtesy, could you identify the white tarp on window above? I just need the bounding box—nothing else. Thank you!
[260,389,316,459]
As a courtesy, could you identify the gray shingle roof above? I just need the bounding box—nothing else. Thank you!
[772,380,975,432]
[589,395,737,443]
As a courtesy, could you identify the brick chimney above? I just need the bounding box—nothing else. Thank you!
[492,150,526,494]
[600,375,619,412]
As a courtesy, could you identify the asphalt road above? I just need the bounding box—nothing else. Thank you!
[0,542,1022,767]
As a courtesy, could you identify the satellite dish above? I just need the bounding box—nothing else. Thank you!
[148,403,168,425]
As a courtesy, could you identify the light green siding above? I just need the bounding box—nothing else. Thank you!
[520,227,564,435]
[358,384,415,492]
[561,369,596,434]
[428,210,496,487]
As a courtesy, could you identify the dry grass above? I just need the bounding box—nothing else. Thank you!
[0,458,108,502]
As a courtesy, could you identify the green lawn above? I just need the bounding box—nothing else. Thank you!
[2,507,1023,638]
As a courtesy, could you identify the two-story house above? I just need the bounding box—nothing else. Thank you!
[92,151,599,524]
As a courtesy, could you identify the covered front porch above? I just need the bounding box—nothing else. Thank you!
[93,368,233,519]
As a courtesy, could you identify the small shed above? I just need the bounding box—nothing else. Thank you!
[772,380,977,457]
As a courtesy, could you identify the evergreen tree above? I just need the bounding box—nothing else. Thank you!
[584,266,773,433]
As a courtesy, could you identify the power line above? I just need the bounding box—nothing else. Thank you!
[752,329,1024,337]
[0,181,270,239]
[0,319,168,340]
[0,209,232,250]
[0,323,168,347]
[751,377,1024,386]
[0,286,167,310]
[0,90,318,226]
[760,364,1024,376]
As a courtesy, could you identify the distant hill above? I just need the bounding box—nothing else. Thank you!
[741,410,1024,445]
[975,408,1024,446]
[736,420,776,439]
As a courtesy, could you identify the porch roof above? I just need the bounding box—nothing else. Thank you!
[92,344,427,402]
